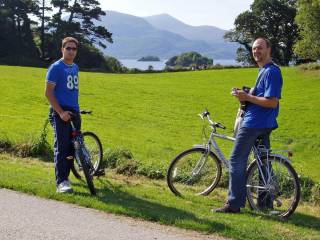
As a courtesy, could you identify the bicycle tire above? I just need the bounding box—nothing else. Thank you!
[76,147,96,195]
[246,155,300,218]
[72,131,103,178]
[167,147,222,197]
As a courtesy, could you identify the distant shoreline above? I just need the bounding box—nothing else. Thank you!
[120,59,240,70]
[138,56,161,62]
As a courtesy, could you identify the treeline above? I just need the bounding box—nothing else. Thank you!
[225,0,320,65]
[0,0,119,71]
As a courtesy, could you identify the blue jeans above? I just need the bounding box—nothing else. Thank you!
[228,126,271,208]
[49,107,81,185]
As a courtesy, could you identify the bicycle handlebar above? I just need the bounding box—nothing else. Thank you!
[69,110,92,131]
[80,110,92,115]
[199,109,226,130]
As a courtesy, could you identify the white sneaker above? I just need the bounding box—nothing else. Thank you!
[57,180,73,193]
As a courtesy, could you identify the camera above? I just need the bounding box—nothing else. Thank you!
[242,86,251,93]
[240,86,251,110]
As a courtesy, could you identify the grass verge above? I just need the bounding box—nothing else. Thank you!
[0,154,319,240]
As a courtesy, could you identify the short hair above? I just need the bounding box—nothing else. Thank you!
[62,37,79,48]
[255,37,272,49]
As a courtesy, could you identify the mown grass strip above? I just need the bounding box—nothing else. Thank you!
[0,154,319,240]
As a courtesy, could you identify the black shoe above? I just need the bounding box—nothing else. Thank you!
[214,204,240,213]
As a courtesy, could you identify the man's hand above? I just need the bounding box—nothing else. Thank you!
[234,90,250,102]
[232,89,279,109]
[59,111,73,122]
[45,83,74,121]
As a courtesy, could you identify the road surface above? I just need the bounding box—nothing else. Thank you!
[0,189,227,240]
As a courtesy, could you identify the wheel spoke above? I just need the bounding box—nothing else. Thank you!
[246,156,300,218]
[167,148,221,197]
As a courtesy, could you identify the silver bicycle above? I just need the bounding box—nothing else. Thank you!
[167,109,301,218]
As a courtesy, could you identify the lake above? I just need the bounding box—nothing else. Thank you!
[119,59,240,70]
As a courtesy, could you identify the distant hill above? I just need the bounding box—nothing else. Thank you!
[97,11,237,60]
[144,13,227,44]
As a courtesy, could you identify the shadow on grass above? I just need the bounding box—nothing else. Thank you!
[73,180,231,234]
[246,209,320,231]
[287,212,320,230]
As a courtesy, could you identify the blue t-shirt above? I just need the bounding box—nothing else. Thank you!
[242,62,283,129]
[46,59,80,111]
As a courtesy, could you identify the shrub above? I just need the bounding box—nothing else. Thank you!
[115,158,139,176]
[29,119,53,161]
[0,138,13,153]
[298,62,320,71]
[311,182,320,205]
[300,175,315,201]
[136,165,166,180]
[103,147,134,169]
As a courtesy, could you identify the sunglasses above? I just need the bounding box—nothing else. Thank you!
[65,47,77,51]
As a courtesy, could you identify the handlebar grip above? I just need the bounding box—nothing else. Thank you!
[80,110,92,115]
[216,123,226,129]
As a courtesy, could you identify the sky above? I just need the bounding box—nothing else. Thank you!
[99,0,253,30]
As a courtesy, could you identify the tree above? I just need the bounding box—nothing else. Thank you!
[104,56,127,73]
[224,0,298,65]
[36,0,52,59]
[294,0,320,60]
[0,0,40,62]
[47,0,112,60]
[166,52,213,68]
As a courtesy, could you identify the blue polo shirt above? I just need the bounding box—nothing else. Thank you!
[242,62,283,129]
[46,59,80,111]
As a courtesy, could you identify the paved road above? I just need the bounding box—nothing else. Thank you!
[0,189,226,240]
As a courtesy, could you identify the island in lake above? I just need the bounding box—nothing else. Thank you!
[138,56,160,61]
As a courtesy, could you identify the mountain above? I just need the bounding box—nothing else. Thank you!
[144,13,227,44]
[97,11,237,60]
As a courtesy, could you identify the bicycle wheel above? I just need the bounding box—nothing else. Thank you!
[246,155,300,218]
[72,132,103,178]
[76,146,96,195]
[167,147,222,197]
[82,132,103,174]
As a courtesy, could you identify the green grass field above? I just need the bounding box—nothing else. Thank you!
[1,65,319,239]
[0,155,319,240]
[0,65,319,181]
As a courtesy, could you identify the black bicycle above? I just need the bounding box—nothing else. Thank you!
[70,110,103,195]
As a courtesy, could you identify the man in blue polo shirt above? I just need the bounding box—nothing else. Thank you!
[45,37,81,193]
[215,37,283,213]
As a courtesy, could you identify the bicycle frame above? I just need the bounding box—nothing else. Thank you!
[168,110,301,218]
[197,111,289,188]
[70,120,84,165]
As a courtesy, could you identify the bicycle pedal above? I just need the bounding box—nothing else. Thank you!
[94,169,105,177]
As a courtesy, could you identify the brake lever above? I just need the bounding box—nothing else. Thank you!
[198,113,204,120]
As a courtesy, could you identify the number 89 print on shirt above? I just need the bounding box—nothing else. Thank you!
[46,59,80,111]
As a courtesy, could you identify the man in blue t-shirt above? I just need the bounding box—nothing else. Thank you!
[45,37,81,193]
[215,37,283,213]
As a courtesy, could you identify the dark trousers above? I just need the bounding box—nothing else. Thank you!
[49,107,81,185]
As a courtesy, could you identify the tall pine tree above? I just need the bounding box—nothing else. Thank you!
[47,0,112,62]
[0,0,40,64]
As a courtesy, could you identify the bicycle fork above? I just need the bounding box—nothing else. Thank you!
[192,145,211,176]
